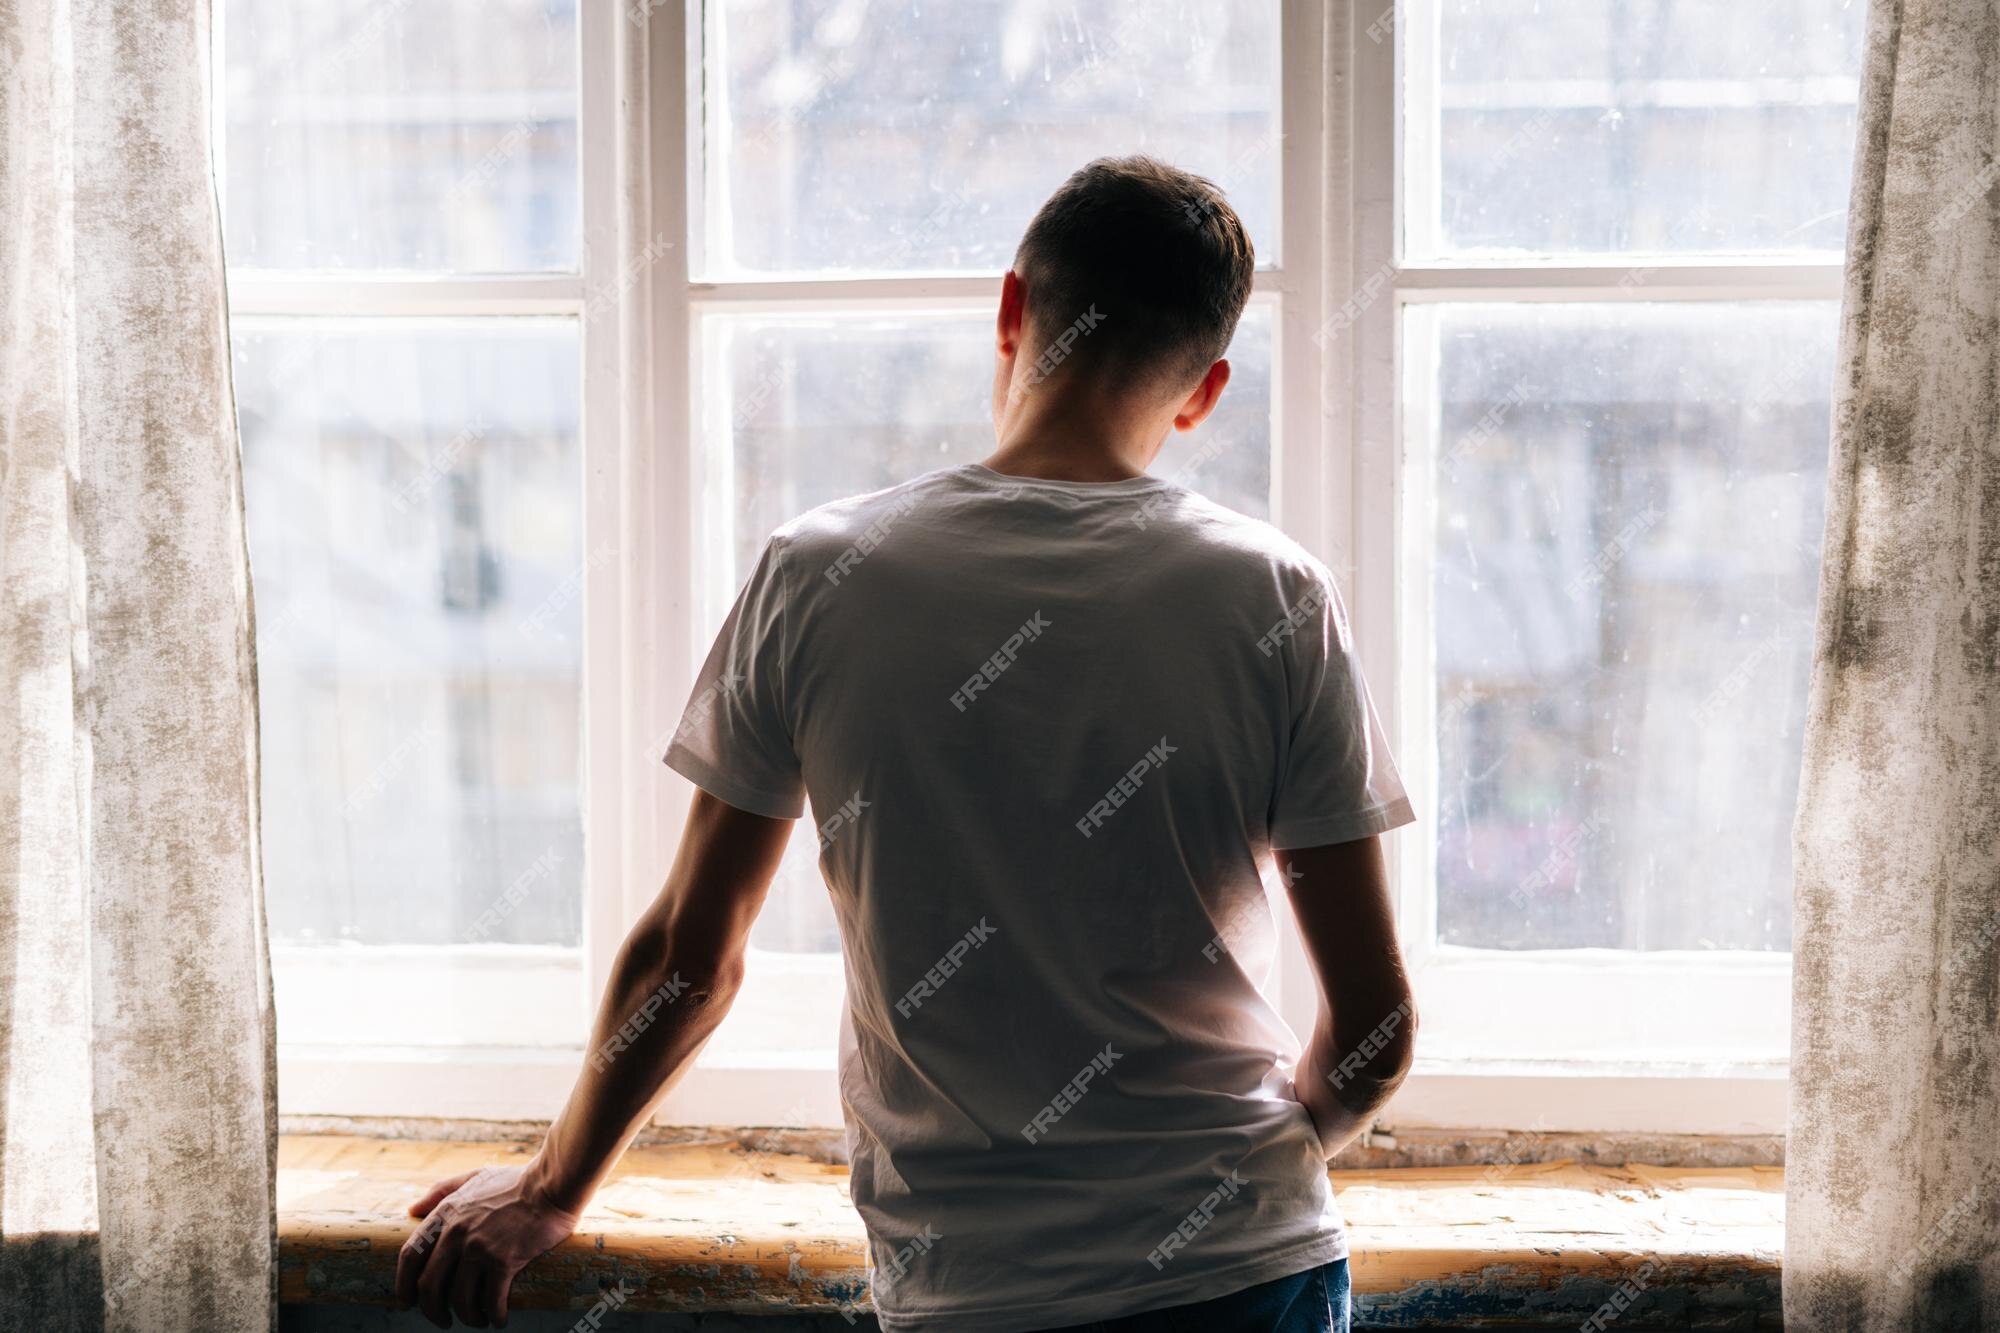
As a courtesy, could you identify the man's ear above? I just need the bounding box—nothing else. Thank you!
[1173,359,1232,432]
[997,269,1028,359]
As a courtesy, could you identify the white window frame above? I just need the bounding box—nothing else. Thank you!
[643,0,1334,1129]
[231,4,631,1119]
[258,0,1809,1136]
[1350,1,1827,1134]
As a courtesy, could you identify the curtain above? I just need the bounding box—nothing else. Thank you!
[0,0,277,1329]
[1790,0,2000,1327]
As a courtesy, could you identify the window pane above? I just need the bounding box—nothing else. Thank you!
[1410,0,1865,257]
[701,306,1273,950]
[221,0,579,271]
[1418,302,1831,951]
[235,321,584,949]
[700,0,1279,276]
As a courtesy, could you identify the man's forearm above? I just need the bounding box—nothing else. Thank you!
[523,935,743,1213]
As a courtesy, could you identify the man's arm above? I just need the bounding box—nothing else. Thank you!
[395,790,793,1329]
[1277,834,1417,1160]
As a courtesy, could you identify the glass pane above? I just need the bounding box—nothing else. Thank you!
[701,306,1274,950]
[1419,302,1832,951]
[235,320,584,948]
[221,0,579,271]
[701,0,1280,276]
[1411,0,1866,257]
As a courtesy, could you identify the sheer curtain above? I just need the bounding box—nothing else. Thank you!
[1790,0,2000,1327]
[0,1,277,1329]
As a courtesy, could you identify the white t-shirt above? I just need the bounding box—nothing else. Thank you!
[666,462,1412,1333]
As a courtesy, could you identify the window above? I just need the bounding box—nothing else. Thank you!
[1378,0,1863,1108]
[229,0,1863,1134]
[685,0,1292,1093]
[220,0,606,1110]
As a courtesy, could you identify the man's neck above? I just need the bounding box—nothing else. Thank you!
[986,383,1170,482]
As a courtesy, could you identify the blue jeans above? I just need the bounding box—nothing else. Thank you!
[1036,1258,1351,1333]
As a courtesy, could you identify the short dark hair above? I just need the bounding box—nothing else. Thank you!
[1013,155,1255,389]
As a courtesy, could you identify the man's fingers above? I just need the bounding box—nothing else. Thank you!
[395,1211,447,1309]
[482,1258,514,1328]
[450,1249,490,1329]
[410,1172,479,1218]
[417,1225,467,1329]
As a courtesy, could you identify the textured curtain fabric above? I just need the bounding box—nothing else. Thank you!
[1789,0,2000,1328]
[0,0,277,1330]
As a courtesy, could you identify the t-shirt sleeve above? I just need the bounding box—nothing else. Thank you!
[663,536,807,820]
[1267,565,1415,850]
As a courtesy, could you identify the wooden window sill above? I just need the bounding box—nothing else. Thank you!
[278,1135,1782,1327]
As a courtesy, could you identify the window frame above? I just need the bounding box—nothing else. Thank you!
[227,2,636,1119]
[1360,1,1833,1132]
[652,0,1336,1123]
[250,0,1817,1136]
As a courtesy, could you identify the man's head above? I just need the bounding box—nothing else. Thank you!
[995,156,1255,443]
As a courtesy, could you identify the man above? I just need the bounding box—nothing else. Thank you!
[396,156,1417,1333]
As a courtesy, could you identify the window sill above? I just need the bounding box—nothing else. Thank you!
[278,1135,1782,1327]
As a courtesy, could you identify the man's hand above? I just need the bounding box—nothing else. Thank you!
[395,1164,581,1329]
[390,792,792,1327]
